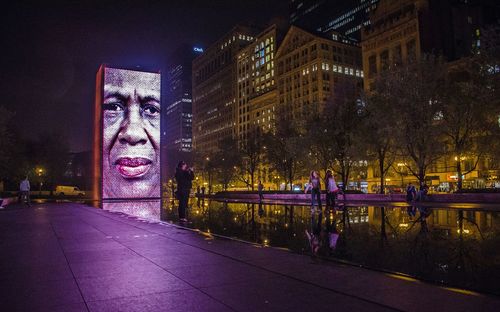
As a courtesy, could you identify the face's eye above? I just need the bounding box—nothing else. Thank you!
[142,103,160,117]
[103,102,125,112]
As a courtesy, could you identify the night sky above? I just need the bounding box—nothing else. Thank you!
[1,0,288,152]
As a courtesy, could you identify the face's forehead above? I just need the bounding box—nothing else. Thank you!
[104,68,160,94]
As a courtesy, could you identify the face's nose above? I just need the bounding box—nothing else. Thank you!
[117,101,148,146]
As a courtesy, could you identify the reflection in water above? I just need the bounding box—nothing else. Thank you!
[162,199,500,295]
[102,199,161,220]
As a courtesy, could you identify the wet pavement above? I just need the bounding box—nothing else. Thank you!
[1,202,500,311]
[165,199,500,296]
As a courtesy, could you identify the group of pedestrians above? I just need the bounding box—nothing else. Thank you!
[304,169,342,211]
[303,170,343,256]
[406,182,429,202]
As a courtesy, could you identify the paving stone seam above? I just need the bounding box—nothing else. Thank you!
[48,219,91,312]
[78,204,404,311]
[70,205,239,312]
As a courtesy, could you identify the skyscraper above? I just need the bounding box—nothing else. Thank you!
[236,25,286,144]
[276,26,364,120]
[290,0,380,42]
[163,44,202,178]
[361,0,500,91]
[192,25,260,155]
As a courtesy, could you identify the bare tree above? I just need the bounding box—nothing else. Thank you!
[213,137,240,191]
[361,92,397,194]
[263,115,306,190]
[439,61,493,190]
[237,130,261,191]
[324,79,365,191]
[376,55,446,188]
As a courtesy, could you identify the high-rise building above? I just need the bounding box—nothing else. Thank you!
[361,0,500,91]
[290,0,380,42]
[165,45,202,153]
[236,25,286,143]
[361,0,500,192]
[192,25,260,155]
[276,26,364,120]
[163,44,202,178]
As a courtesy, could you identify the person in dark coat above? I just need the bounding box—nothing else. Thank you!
[175,161,194,222]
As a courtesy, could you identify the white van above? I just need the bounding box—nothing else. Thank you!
[55,185,85,196]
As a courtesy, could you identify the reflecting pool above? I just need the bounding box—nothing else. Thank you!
[162,198,500,295]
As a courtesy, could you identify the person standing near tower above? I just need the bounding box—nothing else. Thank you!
[175,161,194,222]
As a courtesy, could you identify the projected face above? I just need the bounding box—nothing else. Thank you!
[102,68,161,199]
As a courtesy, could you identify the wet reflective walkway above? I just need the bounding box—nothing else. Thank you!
[164,199,500,296]
[1,202,499,311]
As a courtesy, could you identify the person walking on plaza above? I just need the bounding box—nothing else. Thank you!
[258,180,264,202]
[19,176,31,206]
[416,183,429,201]
[305,170,322,212]
[325,170,339,208]
[406,182,417,202]
[175,161,194,222]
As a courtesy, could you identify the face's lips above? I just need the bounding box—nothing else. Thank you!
[115,157,152,178]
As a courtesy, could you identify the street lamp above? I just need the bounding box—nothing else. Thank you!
[36,167,44,196]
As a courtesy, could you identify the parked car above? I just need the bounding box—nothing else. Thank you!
[55,185,85,196]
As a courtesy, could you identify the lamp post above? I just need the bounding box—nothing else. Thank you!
[36,168,44,196]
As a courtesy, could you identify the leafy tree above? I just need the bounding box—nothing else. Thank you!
[34,132,70,191]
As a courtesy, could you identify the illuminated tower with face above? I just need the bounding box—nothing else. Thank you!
[94,65,161,219]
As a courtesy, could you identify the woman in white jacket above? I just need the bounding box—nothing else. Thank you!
[325,170,339,208]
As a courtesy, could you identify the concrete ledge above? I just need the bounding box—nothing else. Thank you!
[0,197,18,206]
[207,192,500,204]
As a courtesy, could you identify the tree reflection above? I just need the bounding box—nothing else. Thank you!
[160,200,500,295]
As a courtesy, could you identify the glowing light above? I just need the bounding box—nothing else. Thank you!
[443,287,481,296]
[386,273,419,282]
